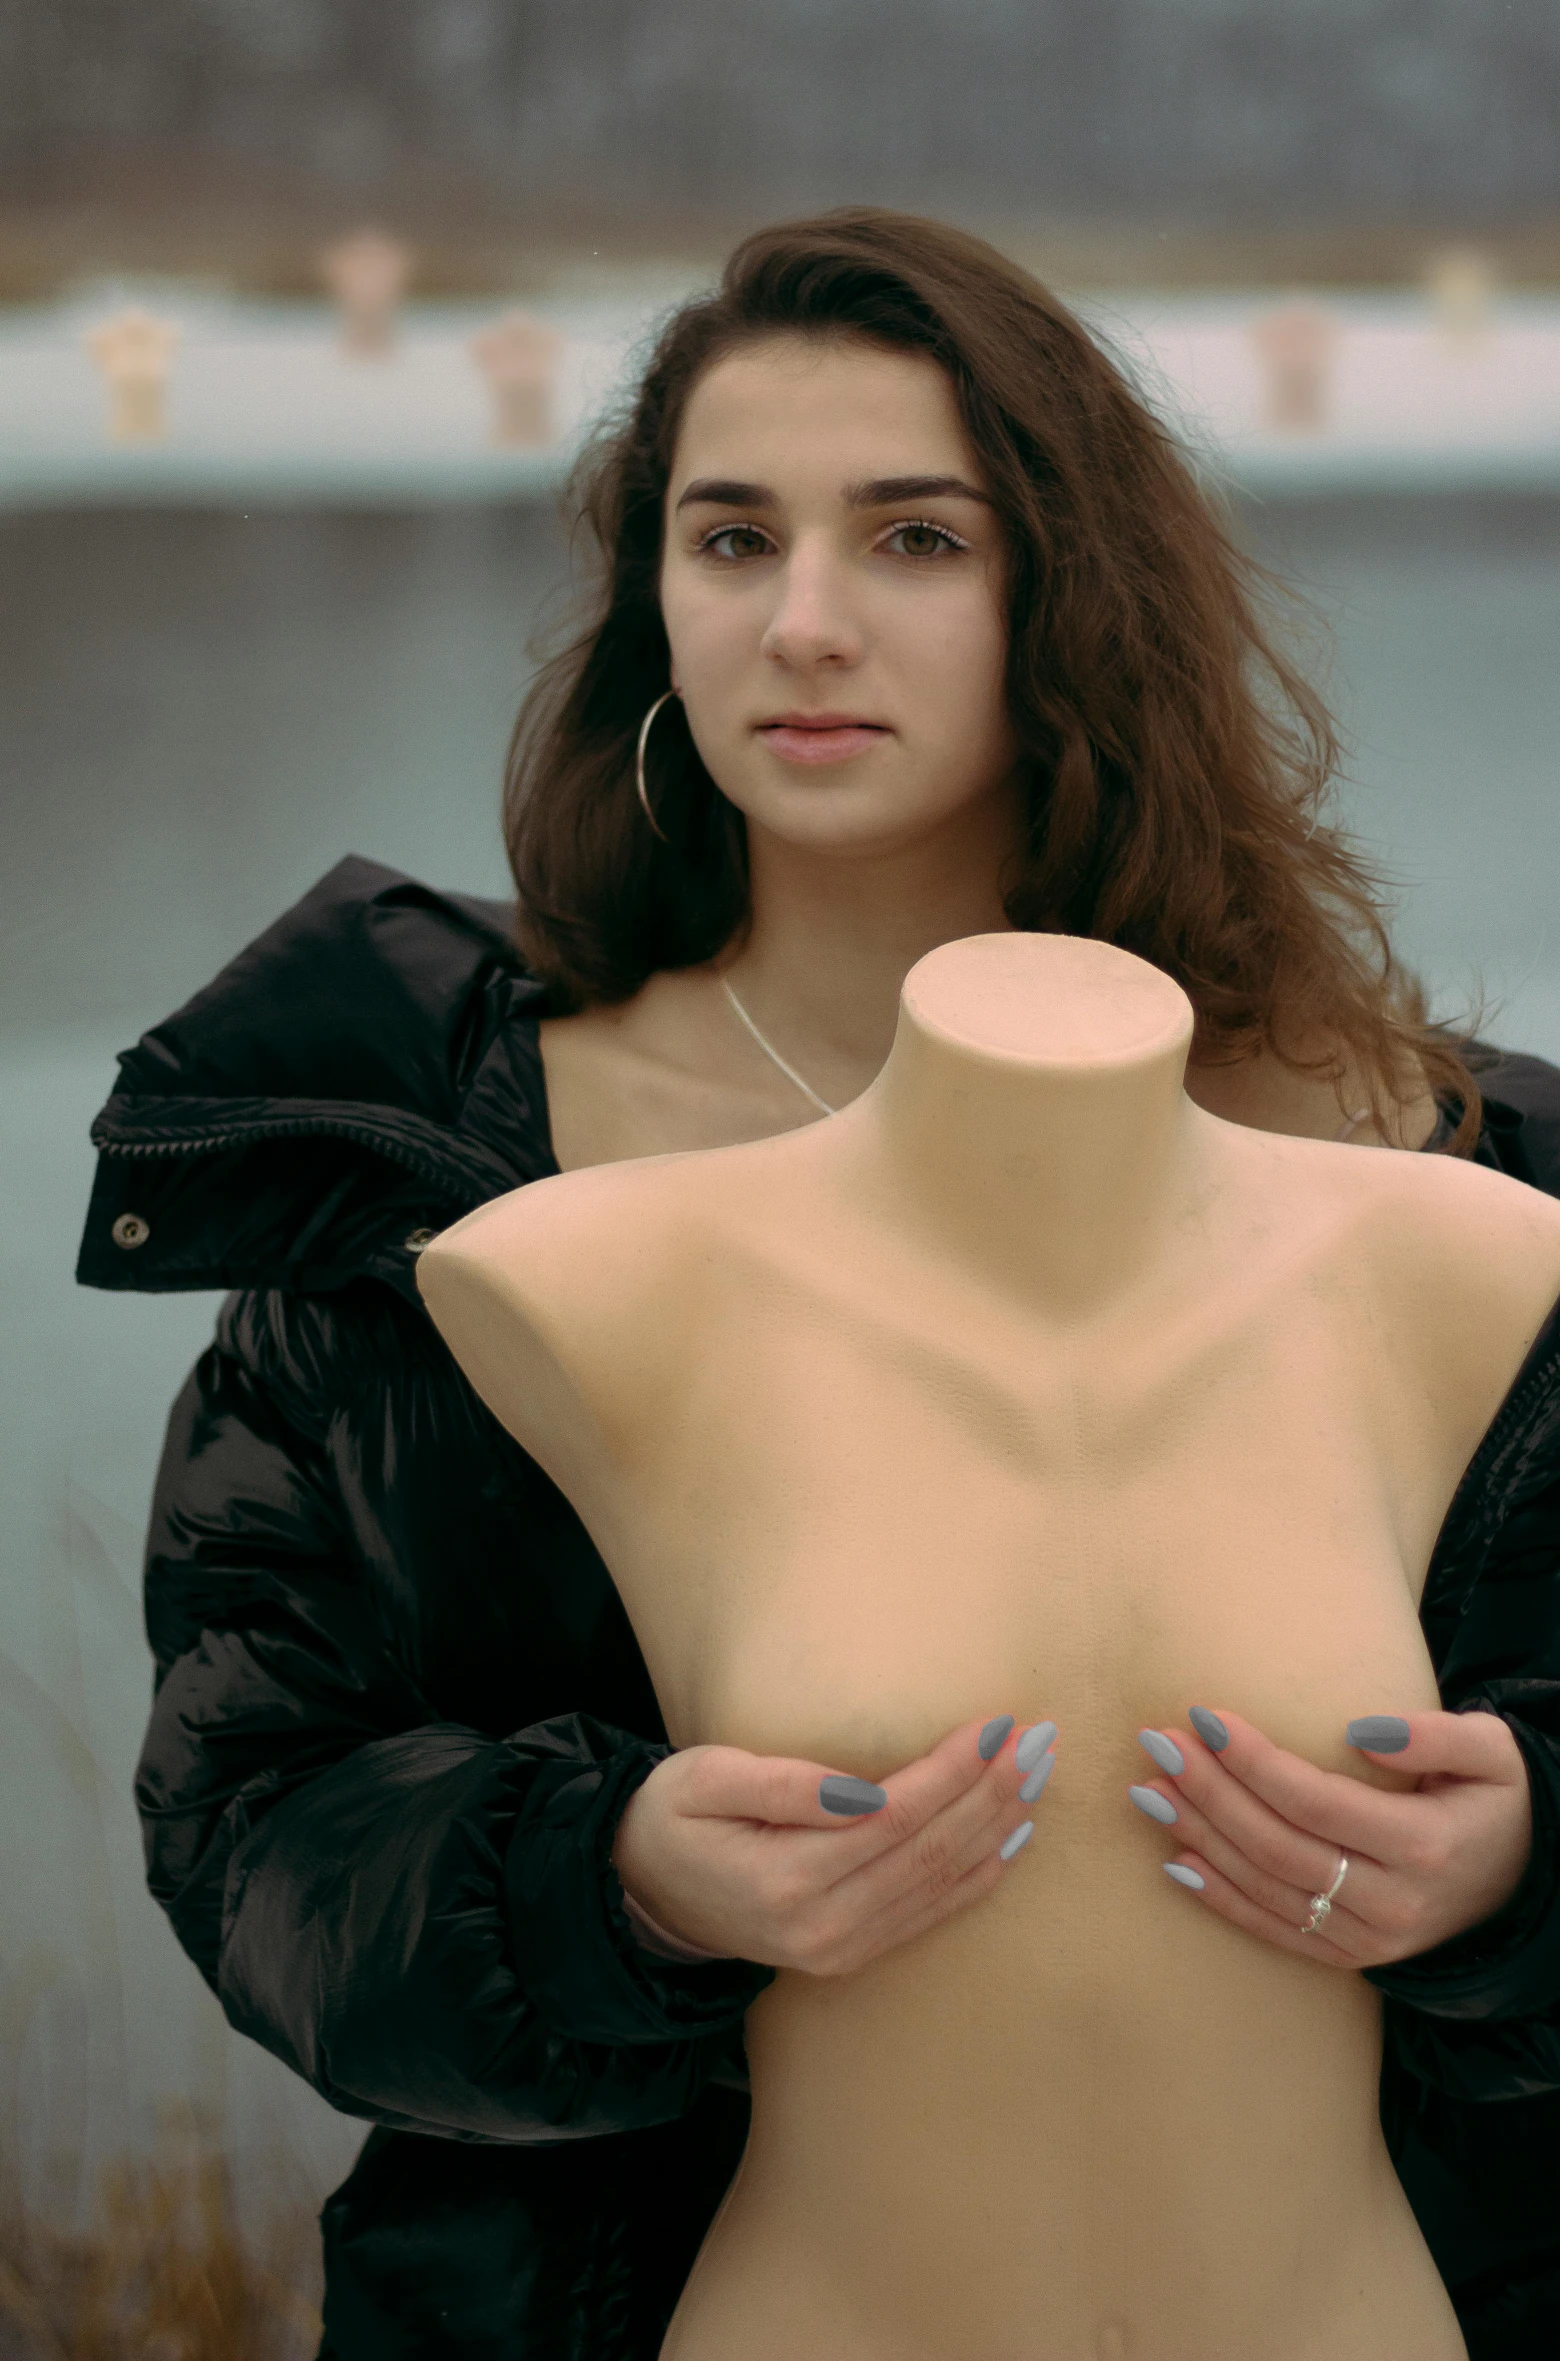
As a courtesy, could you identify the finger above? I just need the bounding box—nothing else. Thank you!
[1140,1780,1377,1937]
[807,1759,1045,1972]
[668,1744,857,1828]
[1161,1847,1360,1968]
[872,1708,1052,1820]
[1142,1743,1388,1912]
[1172,1709,1448,1870]
[1342,1706,1523,1786]
[821,1833,1014,1976]
[821,1732,1047,1919]
[680,1713,1030,1850]
[671,1740,902,1831]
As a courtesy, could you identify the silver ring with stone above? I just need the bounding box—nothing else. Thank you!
[1301,1853,1349,1935]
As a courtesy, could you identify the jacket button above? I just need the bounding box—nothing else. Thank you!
[404,1227,437,1253]
[111,1212,151,1249]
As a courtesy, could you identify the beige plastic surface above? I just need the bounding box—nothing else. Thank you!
[420,932,1560,2361]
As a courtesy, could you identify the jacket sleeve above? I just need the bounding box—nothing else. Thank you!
[1365,1338,1560,2101]
[136,1298,774,2144]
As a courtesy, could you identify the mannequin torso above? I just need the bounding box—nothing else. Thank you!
[421,935,1560,2361]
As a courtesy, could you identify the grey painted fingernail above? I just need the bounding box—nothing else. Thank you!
[1014,1719,1057,1774]
[978,1713,1015,1760]
[1188,1706,1229,1752]
[819,1774,887,1815]
[1018,1751,1056,1804]
[1129,1784,1179,1826]
[1163,1863,1205,1890]
[1346,1714,1410,1753]
[999,1819,1034,1861]
[1138,1728,1185,1776]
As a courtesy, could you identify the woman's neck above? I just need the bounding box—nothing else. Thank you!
[723,815,1408,1149]
[843,933,1206,1317]
[723,796,1022,1102]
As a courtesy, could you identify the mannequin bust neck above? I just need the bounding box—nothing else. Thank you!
[838,932,1204,1318]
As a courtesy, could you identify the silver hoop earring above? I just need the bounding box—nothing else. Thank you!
[636,689,678,843]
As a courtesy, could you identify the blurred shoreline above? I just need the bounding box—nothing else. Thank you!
[4,196,1560,307]
[8,276,1559,510]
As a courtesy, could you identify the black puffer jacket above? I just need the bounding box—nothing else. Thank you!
[78,857,1560,2361]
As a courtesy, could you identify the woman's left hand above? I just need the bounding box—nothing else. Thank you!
[1135,1707,1535,1968]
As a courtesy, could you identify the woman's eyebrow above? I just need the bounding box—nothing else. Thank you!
[675,478,773,512]
[673,472,992,514]
[845,474,992,508]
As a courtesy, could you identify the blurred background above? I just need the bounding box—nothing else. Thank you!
[3,4,1558,2350]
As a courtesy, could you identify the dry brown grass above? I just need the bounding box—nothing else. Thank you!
[0,2131,322,2361]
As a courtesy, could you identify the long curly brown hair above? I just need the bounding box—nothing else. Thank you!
[505,206,1480,1149]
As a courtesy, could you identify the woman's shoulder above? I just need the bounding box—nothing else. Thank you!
[105,852,534,1114]
[1463,1042,1560,1199]
[77,857,559,1302]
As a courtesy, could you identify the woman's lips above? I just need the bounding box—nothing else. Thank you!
[757,721,890,765]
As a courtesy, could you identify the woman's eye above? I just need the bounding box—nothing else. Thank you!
[700,524,772,561]
[883,520,966,559]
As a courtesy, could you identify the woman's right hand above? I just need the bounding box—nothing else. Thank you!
[609,1715,1054,1977]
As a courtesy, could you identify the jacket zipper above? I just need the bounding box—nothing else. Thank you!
[99,1114,502,1195]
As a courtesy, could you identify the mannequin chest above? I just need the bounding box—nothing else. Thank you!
[604,1267,1450,1788]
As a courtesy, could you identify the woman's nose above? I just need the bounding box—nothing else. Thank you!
[758,543,864,670]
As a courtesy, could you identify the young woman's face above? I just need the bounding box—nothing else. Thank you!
[659,334,1022,862]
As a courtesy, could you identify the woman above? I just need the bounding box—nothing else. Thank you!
[77,210,1560,2358]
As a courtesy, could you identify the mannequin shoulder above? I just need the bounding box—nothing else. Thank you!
[415,1152,734,1472]
[1357,1143,1560,1285]
[1341,1146,1560,1413]
[419,1152,710,1347]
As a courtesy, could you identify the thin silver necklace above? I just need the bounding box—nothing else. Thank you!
[722,975,1372,1141]
[721,977,838,1117]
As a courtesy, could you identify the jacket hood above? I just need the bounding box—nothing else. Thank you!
[76,855,561,1303]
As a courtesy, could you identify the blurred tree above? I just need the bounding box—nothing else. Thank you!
[0,0,1555,238]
